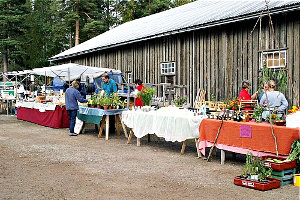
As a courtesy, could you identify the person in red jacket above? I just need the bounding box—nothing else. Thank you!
[134,79,145,107]
[238,80,258,111]
[238,81,258,100]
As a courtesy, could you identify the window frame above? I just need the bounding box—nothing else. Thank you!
[160,61,176,75]
[260,50,287,69]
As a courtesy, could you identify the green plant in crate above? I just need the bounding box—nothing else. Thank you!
[241,152,272,182]
[137,87,156,106]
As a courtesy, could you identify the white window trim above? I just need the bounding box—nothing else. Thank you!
[260,50,287,69]
[160,61,176,75]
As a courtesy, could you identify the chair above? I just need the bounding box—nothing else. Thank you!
[239,99,259,114]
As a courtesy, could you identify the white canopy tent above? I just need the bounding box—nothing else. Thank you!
[30,63,121,81]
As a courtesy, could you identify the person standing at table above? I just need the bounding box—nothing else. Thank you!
[133,79,145,107]
[238,80,258,100]
[260,80,288,114]
[65,80,88,136]
[100,74,118,97]
[100,73,118,133]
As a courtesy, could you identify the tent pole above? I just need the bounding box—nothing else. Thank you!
[68,67,70,86]
[44,71,47,98]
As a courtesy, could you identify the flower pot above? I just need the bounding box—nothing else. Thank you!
[97,104,101,109]
[234,176,281,191]
[91,105,95,108]
[250,175,259,181]
[103,106,108,110]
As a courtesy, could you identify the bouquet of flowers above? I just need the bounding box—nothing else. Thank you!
[173,96,187,107]
[288,106,299,113]
[226,98,240,111]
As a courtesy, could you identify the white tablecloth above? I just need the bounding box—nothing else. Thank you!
[15,101,57,112]
[122,107,207,142]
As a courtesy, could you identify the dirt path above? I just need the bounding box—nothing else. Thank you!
[0,115,299,199]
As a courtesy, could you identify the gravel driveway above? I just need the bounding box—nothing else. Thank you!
[0,115,299,199]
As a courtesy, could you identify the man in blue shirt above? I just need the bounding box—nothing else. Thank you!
[65,81,88,136]
[100,74,117,97]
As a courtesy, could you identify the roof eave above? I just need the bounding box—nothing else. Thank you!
[49,3,300,62]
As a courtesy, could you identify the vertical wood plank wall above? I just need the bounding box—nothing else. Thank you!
[62,13,299,105]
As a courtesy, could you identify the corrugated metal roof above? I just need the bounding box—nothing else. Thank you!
[50,0,300,61]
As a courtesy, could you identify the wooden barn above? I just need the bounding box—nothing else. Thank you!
[50,0,300,105]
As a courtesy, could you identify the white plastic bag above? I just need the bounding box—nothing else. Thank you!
[74,117,84,134]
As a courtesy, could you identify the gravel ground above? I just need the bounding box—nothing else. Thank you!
[0,115,299,200]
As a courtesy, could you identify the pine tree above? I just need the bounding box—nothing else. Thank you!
[0,0,29,74]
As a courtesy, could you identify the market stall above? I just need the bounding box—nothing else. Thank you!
[77,106,128,140]
[199,119,300,163]
[16,103,69,128]
[122,107,206,154]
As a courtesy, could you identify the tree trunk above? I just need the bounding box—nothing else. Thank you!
[75,0,79,46]
[3,54,8,82]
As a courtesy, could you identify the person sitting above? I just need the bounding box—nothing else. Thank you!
[238,81,258,100]
[260,80,288,113]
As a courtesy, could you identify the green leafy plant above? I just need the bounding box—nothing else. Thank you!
[287,139,300,173]
[241,152,272,182]
[91,95,98,106]
[252,105,264,122]
[112,95,121,106]
[266,113,280,122]
[101,95,112,106]
[137,87,156,106]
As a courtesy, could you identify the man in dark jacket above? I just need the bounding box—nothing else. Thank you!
[65,80,88,136]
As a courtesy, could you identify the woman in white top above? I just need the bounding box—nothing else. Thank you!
[260,80,288,113]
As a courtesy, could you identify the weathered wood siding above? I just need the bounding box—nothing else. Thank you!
[60,11,300,105]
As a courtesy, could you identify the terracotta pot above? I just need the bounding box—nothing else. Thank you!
[97,104,101,109]
[103,106,108,110]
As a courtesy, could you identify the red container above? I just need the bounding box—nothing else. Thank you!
[234,177,281,191]
[262,155,297,171]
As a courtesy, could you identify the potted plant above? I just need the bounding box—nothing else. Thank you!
[234,152,280,191]
[91,95,98,108]
[172,95,187,107]
[112,96,121,109]
[252,105,264,122]
[137,87,156,106]
[101,95,112,110]
[118,100,125,109]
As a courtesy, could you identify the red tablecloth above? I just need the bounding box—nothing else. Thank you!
[199,119,300,156]
[17,106,69,128]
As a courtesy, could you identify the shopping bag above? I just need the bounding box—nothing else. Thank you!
[74,117,84,134]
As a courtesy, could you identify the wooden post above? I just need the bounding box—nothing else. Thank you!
[180,140,188,155]
[105,115,109,140]
[98,116,106,138]
[195,138,202,158]
[127,129,134,144]
[137,138,141,146]
[116,114,120,136]
[119,115,128,138]
[221,150,225,165]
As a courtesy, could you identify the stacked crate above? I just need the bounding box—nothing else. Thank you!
[262,156,297,186]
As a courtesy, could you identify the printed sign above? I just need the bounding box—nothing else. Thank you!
[240,125,252,138]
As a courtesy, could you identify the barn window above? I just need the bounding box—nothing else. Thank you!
[260,50,286,69]
[160,62,175,75]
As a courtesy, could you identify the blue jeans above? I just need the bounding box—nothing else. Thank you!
[67,110,78,133]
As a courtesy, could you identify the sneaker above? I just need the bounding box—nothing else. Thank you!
[69,133,78,136]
